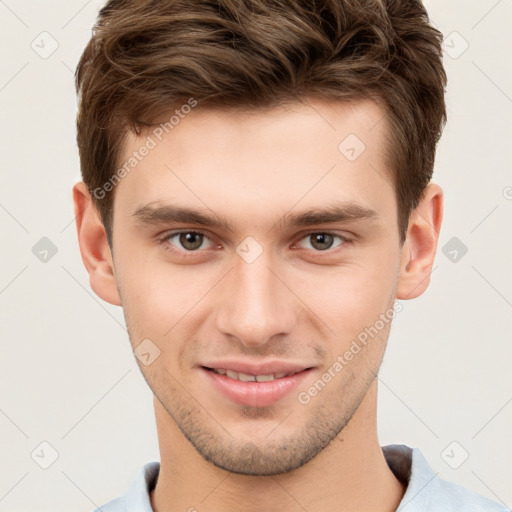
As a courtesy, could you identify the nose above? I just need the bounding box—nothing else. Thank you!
[214,248,297,348]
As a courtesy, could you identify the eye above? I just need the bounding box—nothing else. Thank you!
[295,232,347,251]
[161,231,216,252]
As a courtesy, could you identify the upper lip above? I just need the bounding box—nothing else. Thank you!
[201,360,313,376]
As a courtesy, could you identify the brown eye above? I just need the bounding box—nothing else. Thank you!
[310,233,334,250]
[163,231,214,252]
[297,232,346,252]
[178,232,204,250]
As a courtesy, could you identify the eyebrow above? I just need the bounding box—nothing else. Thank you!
[132,201,379,232]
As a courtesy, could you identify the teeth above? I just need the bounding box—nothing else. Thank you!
[211,368,298,382]
[255,374,274,382]
[226,369,238,380]
[237,372,256,382]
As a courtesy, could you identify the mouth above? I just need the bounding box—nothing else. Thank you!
[199,363,314,407]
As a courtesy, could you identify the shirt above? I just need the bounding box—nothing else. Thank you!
[92,444,509,511]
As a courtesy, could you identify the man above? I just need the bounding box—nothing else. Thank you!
[72,0,507,510]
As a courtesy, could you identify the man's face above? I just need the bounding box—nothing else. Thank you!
[110,99,403,475]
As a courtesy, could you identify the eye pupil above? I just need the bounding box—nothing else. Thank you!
[180,232,203,250]
[311,233,333,250]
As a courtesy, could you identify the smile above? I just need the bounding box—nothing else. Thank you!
[201,365,314,407]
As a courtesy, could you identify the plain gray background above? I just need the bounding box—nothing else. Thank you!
[1,1,511,511]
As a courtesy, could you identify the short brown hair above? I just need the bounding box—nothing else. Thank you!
[75,0,447,246]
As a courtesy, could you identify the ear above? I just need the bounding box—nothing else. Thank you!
[72,181,122,306]
[396,182,443,299]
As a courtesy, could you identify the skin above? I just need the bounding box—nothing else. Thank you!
[73,98,443,512]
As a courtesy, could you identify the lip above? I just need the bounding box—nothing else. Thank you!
[199,360,314,407]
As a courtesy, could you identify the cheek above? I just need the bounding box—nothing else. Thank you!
[115,240,204,324]
[291,256,398,340]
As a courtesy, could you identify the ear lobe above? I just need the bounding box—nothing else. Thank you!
[72,181,122,306]
[396,182,443,300]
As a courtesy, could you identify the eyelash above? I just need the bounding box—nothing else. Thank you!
[158,229,351,258]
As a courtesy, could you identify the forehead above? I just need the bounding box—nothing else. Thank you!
[113,98,396,230]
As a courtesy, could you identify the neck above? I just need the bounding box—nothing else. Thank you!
[150,380,405,512]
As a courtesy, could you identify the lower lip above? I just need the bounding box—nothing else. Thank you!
[201,367,313,407]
